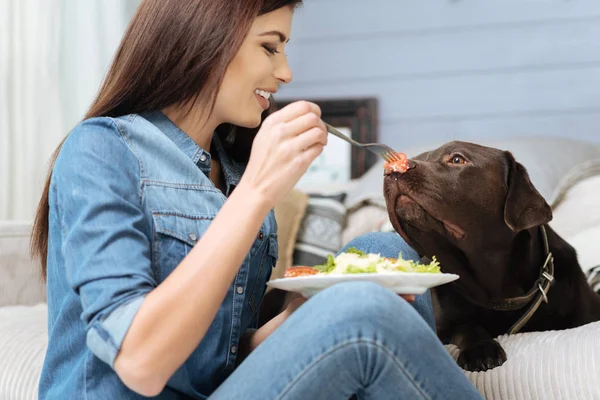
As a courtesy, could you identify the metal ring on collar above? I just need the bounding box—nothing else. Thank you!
[538,283,549,303]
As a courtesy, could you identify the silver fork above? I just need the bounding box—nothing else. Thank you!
[324,122,403,162]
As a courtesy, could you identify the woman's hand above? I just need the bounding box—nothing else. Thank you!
[240,101,328,208]
[283,295,308,314]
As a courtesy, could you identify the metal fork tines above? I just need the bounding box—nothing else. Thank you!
[324,122,401,162]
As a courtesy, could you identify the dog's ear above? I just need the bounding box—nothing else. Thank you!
[503,151,552,232]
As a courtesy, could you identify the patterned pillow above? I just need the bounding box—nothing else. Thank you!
[587,266,600,294]
[292,194,347,266]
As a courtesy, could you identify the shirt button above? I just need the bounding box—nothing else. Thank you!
[189,233,197,242]
[236,286,244,294]
[258,231,264,240]
[199,154,207,163]
[230,345,237,354]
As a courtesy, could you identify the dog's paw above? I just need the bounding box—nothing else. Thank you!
[457,339,507,372]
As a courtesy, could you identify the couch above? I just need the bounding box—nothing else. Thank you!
[2,136,600,399]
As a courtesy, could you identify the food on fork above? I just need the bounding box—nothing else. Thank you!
[384,152,410,174]
[283,247,441,277]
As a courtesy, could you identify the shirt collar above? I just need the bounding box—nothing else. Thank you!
[142,111,245,196]
[141,110,206,165]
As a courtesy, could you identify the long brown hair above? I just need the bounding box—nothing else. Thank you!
[31,0,302,278]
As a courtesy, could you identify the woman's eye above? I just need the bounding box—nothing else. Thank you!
[450,155,467,165]
[262,45,279,55]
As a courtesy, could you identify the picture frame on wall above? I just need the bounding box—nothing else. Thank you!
[274,97,379,189]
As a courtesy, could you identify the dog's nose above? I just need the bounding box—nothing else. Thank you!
[383,165,397,176]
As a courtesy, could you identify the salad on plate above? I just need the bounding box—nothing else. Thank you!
[284,247,441,278]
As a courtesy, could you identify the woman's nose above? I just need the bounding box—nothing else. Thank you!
[275,59,293,84]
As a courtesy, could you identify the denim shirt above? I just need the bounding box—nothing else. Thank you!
[38,111,278,399]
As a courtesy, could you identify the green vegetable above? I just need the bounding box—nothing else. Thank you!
[393,255,441,273]
[345,264,377,274]
[344,247,367,257]
[314,254,336,273]
[313,250,442,275]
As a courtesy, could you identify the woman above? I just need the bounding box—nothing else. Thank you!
[32,0,483,398]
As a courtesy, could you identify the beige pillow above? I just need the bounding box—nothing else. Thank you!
[270,189,309,286]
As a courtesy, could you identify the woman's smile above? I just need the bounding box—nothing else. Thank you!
[254,88,275,110]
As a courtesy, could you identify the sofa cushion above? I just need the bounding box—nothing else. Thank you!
[0,222,47,307]
[550,173,600,240]
[445,320,600,400]
[0,304,48,400]
[483,137,600,206]
[342,204,389,244]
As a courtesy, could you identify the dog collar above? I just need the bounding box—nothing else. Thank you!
[489,225,555,334]
[453,225,555,334]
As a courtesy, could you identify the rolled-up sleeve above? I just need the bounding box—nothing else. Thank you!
[53,117,156,367]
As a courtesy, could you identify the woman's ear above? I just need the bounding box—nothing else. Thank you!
[503,151,552,232]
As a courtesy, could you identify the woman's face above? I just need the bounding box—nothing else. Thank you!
[214,6,294,128]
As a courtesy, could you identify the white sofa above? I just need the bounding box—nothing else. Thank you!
[2,136,600,399]
[0,222,47,400]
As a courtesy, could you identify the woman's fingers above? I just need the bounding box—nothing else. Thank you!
[292,126,328,151]
[280,112,327,140]
[268,101,321,125]
[297,143,324,169]
[400,294,415,303]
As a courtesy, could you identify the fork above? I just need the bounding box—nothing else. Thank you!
[324,122,403,163]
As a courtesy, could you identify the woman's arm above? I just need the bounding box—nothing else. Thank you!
[114,101,328,396]
[114,181,271,396]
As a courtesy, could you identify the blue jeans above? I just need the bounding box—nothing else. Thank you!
[210,232,482,400]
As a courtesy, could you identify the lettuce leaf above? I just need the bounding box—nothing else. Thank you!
[344,247,367,257]
[393,255,441,273]
[312,250,442,275]
[314,254,336,273]
[345,264,377,274]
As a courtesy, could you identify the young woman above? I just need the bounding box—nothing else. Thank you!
[32,0,483,398]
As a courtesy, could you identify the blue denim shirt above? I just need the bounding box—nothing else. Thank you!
[38,111,278,399]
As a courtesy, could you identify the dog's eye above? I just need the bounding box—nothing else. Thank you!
[450,155,467,165]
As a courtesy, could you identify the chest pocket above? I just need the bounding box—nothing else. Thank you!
[248,232,278,313]
[152,212,214,282]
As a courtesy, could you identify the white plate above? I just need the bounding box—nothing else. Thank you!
[267,272,459,298]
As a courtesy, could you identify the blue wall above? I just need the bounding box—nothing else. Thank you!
[278,1,600,148]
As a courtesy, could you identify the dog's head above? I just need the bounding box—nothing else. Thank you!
[383,141,552,300]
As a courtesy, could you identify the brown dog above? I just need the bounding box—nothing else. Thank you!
[383,141,600,372]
